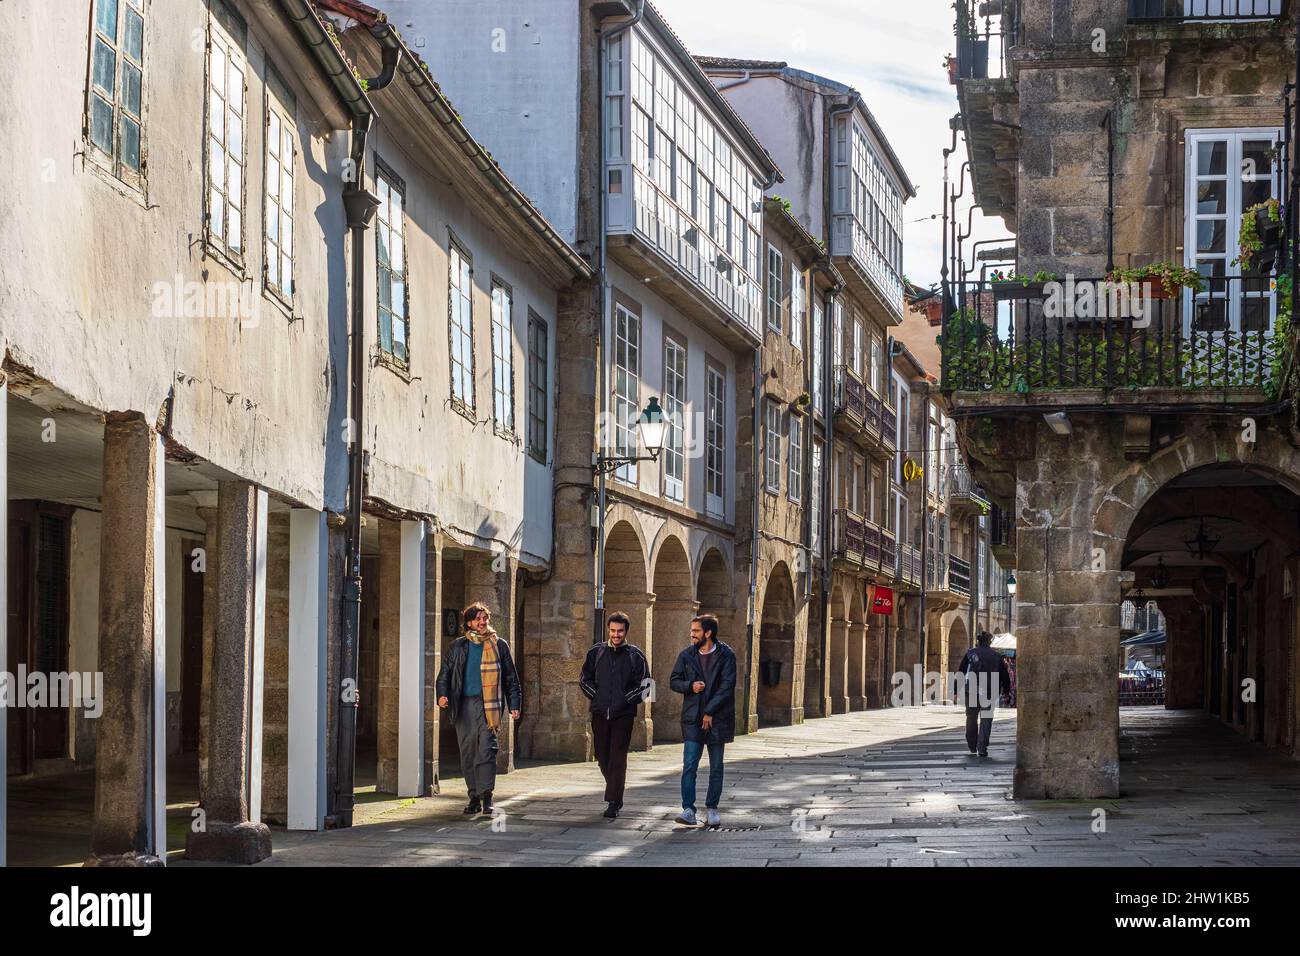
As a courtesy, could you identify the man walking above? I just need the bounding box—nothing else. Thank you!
[579,611,651,819]
[954,630,1012,758]
[669,614,736,827]
[436,602,522,817]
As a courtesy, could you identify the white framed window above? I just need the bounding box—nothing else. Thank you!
[613,302,641,485]
[766,245,784,333]
[264,71,295,303]
[1184,127,1281,334]
[764,401,781,494]
[605,33,625,161]
[490,279,515,434]
[448,238,474,409]
[852,454,866,516]
[870,330,882,393]
[705,362,726,515]
[662,333,687,502]
[205,2,246,262]
[791,267,805,350]
[788,414,803,503]
[376,162,409,365]
[832,300,844,367]
[851,315,864,379]
[86,0,146,184]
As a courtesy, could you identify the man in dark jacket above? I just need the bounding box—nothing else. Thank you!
[436,602,521,817]
[579,611,650,819]
[954,630,1012,758]
[669,613,736,827]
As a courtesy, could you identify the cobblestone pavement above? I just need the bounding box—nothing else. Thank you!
[255,706,1300,867]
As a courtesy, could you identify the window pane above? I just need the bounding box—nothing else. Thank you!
[228,63,243,114]
[227,160,241,207]
[267,250,279,286]
[268,112,280,157]
[281,254,292,295]
[228,204,241,251]
[1196,219,1225,254]
[1197,140,1226,176]
[119,115,140,170]
[93,39,116,94]
[121,60,141,116]
[124,6,143,60]
[267,156,279,199]
[228,108,242,156]
[210,140,225,189]
[211,44,225,95]
[96,0,119,41]
[1196,182,1225,215]
[281,212,292,256]
[90,95,114,153]
[209,188,224,237]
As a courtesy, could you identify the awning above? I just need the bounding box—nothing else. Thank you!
[1120,629,1166,648]
[990,632,1016,650]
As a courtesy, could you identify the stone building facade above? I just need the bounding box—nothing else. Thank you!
[951,0,1300,797]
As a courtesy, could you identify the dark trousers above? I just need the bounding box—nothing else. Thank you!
[965,706,993,754]
[592,713,635,806]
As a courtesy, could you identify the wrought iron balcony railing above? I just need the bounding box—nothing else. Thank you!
[949,555,972,596]
[954,0,1016,81]
[833,365,867,427]
[947,461,990,510]
[942,276,1287,394]
[1128,0,1287,21]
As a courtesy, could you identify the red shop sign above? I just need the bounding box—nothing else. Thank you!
[870,584,895,616]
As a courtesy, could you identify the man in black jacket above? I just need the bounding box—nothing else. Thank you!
[954,630,1012,758]
[580,611,650,819]
[669,613,736,828]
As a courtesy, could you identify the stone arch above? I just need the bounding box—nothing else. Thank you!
[947,616,969,676]
[757,562,798,727]
[603,518,651,749]
[695,546,746,733]
[650,533,693,744]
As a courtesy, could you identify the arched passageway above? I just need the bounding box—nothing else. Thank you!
[757,563,798,727]
[603,520,651,749]
[947,617,969,676]
[650,535,693,744]
[695,547,741,732]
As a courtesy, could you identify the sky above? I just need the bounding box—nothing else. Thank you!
[649,0,1006,289]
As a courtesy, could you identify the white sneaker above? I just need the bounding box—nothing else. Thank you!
[675,808,698,826]
[706,808,721,827]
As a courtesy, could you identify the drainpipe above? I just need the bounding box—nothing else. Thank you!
[1103,110,1115,275]
[332,27,399,830]
[715,70,753,92]
[918,383,930,689]
[816,266,843,712]
[593,0,646,647]
[747,344,761,724]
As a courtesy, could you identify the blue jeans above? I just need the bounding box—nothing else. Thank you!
[681,740,725,811]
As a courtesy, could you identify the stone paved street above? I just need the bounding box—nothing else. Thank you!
[255,707,1300,867]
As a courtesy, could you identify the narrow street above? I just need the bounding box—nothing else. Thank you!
[253,708,1300,867]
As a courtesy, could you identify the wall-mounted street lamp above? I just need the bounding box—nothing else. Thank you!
[1006,572,1017,596]
[594,397,668,475]
[592,397,668,645]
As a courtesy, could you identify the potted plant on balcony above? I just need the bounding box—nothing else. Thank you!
[1108,261,1204,299]
[989,269,1059,301]
[1234,197,1283,273]
[944,54,958,85]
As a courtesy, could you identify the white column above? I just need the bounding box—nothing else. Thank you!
[246,489,269,825]
[287,508,327,830]
[398,520,426,797]
[0,380,7,866]
[148,430,167,858]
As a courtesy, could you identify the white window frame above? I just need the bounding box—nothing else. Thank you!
[764,400,781,494]
[791,267,805,350]
[613,301,641,486]
[788,413,803,503]
[448,238,475,410]
[527,311,548,463]
[811,440,823,551]
[264,75,295,304]
[662,333,687,502]
[86,0,146,185]
[205,3,247,264]
[490,278,515,435]
[1183,127,1281,335]
[705,363,726,516]
[376,161,409,366]
[766,244,784,334]
[812,299,824,413]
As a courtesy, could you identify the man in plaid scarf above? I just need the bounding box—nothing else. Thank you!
[437,602,522,817]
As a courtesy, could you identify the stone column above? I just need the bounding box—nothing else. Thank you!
[848,619,868,711]
[829,615,850,714]
[261,511,290,825]
[87,412,166,866]
[376,519,401,793]
[463,549,519,774]
[397,521,426,796]
[629,594,656,751]
[287,508,329,830]
[185,481,272,863]
[650,596,696,743]
[0,379,6,866]
[193,491,220,807]
[1013,423,1121,800]
[422,533,444,796]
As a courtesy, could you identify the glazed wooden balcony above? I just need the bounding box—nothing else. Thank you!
[832,509,895,576]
